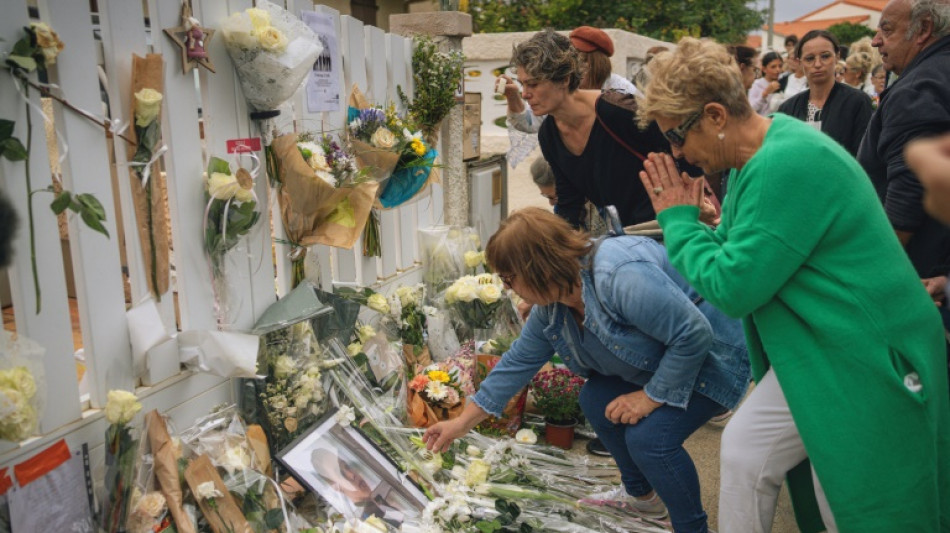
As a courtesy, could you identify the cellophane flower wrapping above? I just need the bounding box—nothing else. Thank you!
[418,226,481,305]
[126,412,177,533]
[0,332,46,442]
[220,1,322,112]
[444,273,507,342]
[179,406,292,532]
[100,390,143,533]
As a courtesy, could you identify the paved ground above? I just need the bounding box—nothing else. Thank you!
[490,136,799,532]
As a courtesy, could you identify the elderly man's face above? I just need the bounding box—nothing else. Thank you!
[873,0,928,74]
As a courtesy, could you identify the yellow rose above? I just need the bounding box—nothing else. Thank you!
[370,127,396,149]
[273,355,295,379]
[478,284,501,304]
[104,389,142,425]
[246,8,271,33]
[395,285,419,307]
[357,325,376,343]
[133,88,163,128]
[464,250,484,269]
[347,342,363,356]
[0,367,36,399]
[367,293,390,314]
[444,284,459,304]
[258,27,288,54]
[30,22,64,66]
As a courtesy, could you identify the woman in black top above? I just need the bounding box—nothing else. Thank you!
[511,30,703,229]
[778,30,873,156]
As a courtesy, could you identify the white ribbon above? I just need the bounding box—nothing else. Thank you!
[10,76,70,168]
[127,143,169,189]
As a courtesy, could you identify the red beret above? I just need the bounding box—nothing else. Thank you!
[569,26,614,57]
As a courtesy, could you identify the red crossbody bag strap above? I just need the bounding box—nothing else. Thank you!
[595,112,647,162]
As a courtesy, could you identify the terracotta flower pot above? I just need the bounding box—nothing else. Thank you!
[544,418,577,449]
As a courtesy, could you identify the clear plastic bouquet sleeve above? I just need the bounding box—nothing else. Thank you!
[0,332,46,442]
[220,0,322,112]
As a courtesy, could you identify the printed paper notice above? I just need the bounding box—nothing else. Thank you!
[303,12,342,113]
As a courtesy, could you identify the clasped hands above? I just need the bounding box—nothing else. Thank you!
[639,152,719,225]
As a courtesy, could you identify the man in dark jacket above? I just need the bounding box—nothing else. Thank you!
[857,0,950,382]
[858,0,950,309]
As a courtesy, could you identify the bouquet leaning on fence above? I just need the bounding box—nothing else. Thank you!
[445,273,506,341]
[100,390,143,533]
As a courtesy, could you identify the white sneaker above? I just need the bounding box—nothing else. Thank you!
[580,486,669,519]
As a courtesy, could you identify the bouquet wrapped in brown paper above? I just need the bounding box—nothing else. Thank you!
[407,363,465,428]
[473,354,527,436]
[270,133,379,285]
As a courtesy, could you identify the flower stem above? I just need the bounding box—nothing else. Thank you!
[145,178,160,300]
[22,85,41,314]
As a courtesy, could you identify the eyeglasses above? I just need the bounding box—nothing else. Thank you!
[801,52,836,65]
[663,110,703,148]
[499,273,516,287]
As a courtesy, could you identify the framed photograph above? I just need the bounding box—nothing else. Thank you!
[276,409,429,526]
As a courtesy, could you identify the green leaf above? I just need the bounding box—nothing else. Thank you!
[6,55,36,73]
[50,191,71,214]
[75,193,106,218]
[207,156,231,176]
[0,137,28,161]
[11,35,35,58]
[80,208,110,238]
[0,119,14,140]
[264,508,284,529]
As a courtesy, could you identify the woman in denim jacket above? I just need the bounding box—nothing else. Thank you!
[423,208,750,533]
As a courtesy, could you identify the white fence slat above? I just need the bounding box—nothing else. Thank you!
[99,0,176,330]
[398,203,418,270]
[0,0,82,433]
[42,0,131,405]
[152,1,218,333]
[364,27,388,105]
[388,34,410,111]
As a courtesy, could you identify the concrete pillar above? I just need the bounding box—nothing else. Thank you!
[390,12,473,226]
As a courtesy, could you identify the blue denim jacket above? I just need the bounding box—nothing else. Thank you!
[472,236,750,415]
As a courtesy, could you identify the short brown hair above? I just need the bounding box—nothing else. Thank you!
[638,37,752,128]
[511,30,584,93]
[581,50,612,89]
[485,208,589,300]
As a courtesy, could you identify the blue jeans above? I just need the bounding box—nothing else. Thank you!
[580,372,723,533]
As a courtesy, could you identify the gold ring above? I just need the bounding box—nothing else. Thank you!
[653,187,664,194]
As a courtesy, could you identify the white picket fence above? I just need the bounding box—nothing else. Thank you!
[0,0,447,467]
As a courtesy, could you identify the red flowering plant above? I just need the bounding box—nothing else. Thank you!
[530,368,585,424]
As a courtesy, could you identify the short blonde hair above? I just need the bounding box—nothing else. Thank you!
[637,37,752,128]
[485,208,589,300]
[846,51,872,78]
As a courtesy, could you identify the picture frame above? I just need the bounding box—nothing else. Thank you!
[276,409,429,526]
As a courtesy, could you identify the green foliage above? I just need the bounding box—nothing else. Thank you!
[827,22,876,46]
[49,189,109,238]
[400,36,465,137]
[0,119,27,161]
[465,0,765,44]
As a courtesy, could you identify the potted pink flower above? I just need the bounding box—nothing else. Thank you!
[530,368,585,449]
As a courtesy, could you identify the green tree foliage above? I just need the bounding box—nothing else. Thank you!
[826,22,876,46]
[467,0,765,44]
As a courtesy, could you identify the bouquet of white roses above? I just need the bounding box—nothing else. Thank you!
[219,1,321,112]
[445,274,505,336]
[419,226,482,298]
[100,390,143,533]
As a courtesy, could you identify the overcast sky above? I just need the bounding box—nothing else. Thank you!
[761,0,840,22]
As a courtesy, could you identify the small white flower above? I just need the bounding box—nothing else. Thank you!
[335,405,356,426]
[195,481,222,500]
[425,380,448,401]
[515,428,537,445]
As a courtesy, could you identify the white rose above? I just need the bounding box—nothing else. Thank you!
[478,284,501,304]
[357,325,376,343]
[104,389,141,425]
[444,284,459,304]
[273,355,295,379]
[464,250,484,269]
[395,286,418,307]
[455,284,477,303]
[134,491,167,518]
[347,342,363,356]
[258,27,288,54]
[367,293,390,314]
[221,14,258,50]
[464,459,490,487]
[133,88,163,127]
[0,367,35,399]
[195,481,222,501]
[220,446,251,474]
[515,428,538,444]
[466,445,482,457]
[30,22,64,66]
[370,127,396,149]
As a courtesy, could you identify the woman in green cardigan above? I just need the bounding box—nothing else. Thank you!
[636,38,950,532]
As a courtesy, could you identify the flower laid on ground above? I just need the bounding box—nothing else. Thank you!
[0,366,38,441]
[335,404,356,427]
[126,491,168,533]
[196,481,236,533]
[101,389,142,533]
[445,273,506,332]
[530,368,585,424]
[514,428,538,445]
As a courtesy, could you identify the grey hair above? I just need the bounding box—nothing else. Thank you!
[530,157,555,187]
[511,30,585,92]
[907,0,950,40]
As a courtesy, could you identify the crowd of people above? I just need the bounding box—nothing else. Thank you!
[425,0,950,531]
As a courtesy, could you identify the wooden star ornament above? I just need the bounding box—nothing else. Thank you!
[163,3,216,74]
